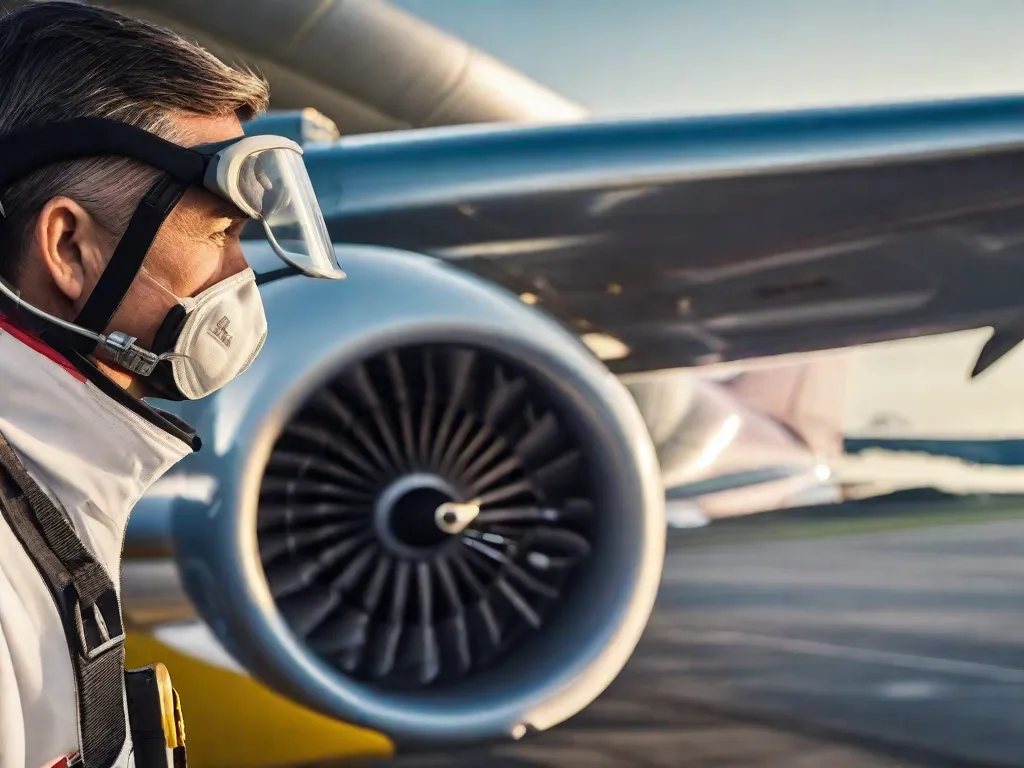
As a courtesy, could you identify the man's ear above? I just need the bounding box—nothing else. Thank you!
[34,196,109,309]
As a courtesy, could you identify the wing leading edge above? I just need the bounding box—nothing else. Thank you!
[299,95,1024,374]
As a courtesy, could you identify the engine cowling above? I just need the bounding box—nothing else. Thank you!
[159,243,665,745]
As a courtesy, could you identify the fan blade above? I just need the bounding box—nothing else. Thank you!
[267,451,372,489]
[530,450,583,500]
[502,559,560,600]
[351,364,405,471]
[438,413,475,476]
[474,506,558,525]
[385,351,418,464]
[330,544,378,593]
[314,385,394,476]
[483,376,528,428]
[316,529,377,569]
[412,563,439,681]
[514,412,561,467]
[277,586,341,637]
[309,609,369,657]
[337,647,363,673]
[363,555,392,615]
[496,579,542,629]
[436,559,472,674]
[394,623,441,686]
[373,623,401,679]
[418,349,438,464]
[450,550,486,597]
[263,558,319,600]
[462,536,506,565]
[465,528,514,548]
[258,522,361,564]
[439,613,472,675]
[462,533,559,600]
[373,561,411,680]
[310,388,355,431]
[525,527,593,560]
[390,560,411,622]
[260,477,371,503]
[470,455,522,496]
[448,426,492,479]
[461,544,503,590]
[416,562,434,625]
[474,478,534,507]
[434,558,462,613]
[463,438,510,484]
[446,348,477,412]
[284,421,380,480]
[257,502,369,533]
[431,349,476,467]
[472,599,502,648]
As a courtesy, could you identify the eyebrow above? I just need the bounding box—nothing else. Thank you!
[180,199,249,239]
[208,200,249,223]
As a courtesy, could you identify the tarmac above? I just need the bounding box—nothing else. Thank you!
[372,500,1024,767]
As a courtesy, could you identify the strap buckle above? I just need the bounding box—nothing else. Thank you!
[71,587,126,660]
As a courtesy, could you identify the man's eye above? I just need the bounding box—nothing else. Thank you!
[212,221,245,242]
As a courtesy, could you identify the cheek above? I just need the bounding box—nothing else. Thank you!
[146,234,222,298]
[105,273,178,349]
[182,243,224,295]
[222,239,250,277]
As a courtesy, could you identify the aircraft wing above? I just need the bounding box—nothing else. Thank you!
[292,95,1024,375]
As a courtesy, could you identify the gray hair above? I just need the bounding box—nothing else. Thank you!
[0,1,271,282]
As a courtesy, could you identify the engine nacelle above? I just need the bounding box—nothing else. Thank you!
[150,243,665,746]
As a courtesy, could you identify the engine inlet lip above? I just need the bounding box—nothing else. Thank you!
[227,306,664,743]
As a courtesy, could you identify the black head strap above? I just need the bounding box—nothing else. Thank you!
[0,117,208,191]
[72,175,188,341]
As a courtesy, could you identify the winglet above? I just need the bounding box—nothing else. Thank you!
[971,326,1024,379]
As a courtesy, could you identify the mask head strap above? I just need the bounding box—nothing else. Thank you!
[70,175,188,349]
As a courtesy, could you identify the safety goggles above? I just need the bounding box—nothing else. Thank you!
[0,117,345,280]
[197,133,343,279]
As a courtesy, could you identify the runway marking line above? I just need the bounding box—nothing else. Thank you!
[666,629,1024,684]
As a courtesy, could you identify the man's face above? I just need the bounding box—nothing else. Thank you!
[24,112,252,393]
[108,114,251,355]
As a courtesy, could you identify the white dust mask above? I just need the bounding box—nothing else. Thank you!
[140,267,268,400]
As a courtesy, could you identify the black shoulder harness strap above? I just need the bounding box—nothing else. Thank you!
[0,431,127,768]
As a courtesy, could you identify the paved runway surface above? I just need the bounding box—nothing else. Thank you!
[371,502,1024,767]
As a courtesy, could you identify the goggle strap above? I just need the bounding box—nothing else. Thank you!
[73,175,188,342]
[0,117,208,192]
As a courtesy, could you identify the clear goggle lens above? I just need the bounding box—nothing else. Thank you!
[236,148,344,279]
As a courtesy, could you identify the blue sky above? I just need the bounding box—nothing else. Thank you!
[393,0,1024,117]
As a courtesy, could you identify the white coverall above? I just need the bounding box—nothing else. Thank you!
[0,320,191,768]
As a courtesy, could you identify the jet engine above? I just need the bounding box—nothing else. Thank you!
[133,242,665,746]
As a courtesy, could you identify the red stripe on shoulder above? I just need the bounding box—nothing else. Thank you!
[0,313,87,383]
[43,751,78,768]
